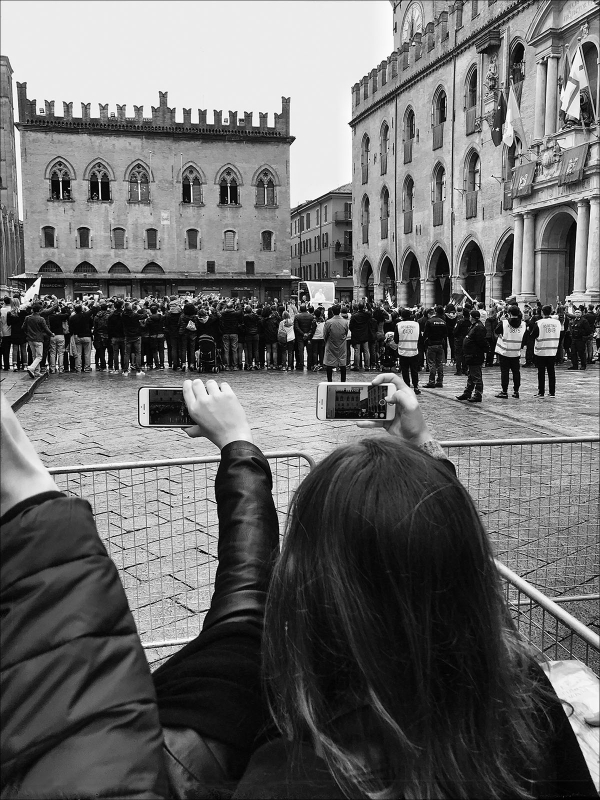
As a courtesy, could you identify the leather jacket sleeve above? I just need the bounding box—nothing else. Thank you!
[152,442,280,798]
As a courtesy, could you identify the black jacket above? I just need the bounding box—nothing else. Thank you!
[68,309,94,337]
[220,308,243,335]
[462,320,487,365]
[294,311,316,340]
[106,310,125,339]
[349,310,372,344]
[423,315,448,346]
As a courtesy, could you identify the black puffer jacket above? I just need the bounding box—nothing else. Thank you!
[0,443,280,799]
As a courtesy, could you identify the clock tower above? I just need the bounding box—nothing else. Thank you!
[392,0,436,52]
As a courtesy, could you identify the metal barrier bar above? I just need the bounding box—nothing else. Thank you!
[439,436,599,447]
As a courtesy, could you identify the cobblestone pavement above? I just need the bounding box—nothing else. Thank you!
[16,361,599,666]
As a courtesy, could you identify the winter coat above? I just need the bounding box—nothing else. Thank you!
[261,314,280,344]
[323,315,349,367]
[220,308,243,335]
[294,311,316,340]
[462,320,487,365]
[107,310,125,339]
[349,310,372,344]
[68,309,94,338]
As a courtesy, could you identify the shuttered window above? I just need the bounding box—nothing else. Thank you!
[78,227,90,248]
[113,228,126,249]
[187,229,199,249]
[224,230,236,250]
[146,229,158,249]
[42,226,56,247]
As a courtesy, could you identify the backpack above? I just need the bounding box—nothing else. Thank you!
[186,319,197,332]
[277,323,288,346]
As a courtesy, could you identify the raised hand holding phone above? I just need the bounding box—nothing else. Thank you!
[357,373,433,447]
[182,379,253,451]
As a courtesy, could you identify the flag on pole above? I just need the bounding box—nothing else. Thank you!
[560,47,588,120]
[502,86,528,150]
[491,90,506,147]
[386,290,393,306]
[460,285,475,304]
[21,276,42,307]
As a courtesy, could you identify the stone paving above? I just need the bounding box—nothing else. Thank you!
[13,361,600,667]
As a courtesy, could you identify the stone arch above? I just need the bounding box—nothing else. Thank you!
[250,164,281,186]
[428,243,452,305]
[457,238,486,303]
[213,163,244,185]
[378,253,395,290]
[537,206,577,302]
[464,62,478,110]
[44,157,76,180]
[400,248,421,306]
[38,261,62,273]
[432,84,448,126]
[83,159,115,181]
[176,161,207,184]
[142,262,165,274]
[74,262,97,273]
[357,257,374,300]
[109,262,130,274]
[493,228,515,300]
[123,160,154,182]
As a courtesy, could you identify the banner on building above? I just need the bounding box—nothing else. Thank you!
[558,143,589,185]
[511,162,536,198]
[161,211,171,225]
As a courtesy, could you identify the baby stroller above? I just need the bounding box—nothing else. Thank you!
[380,333,398,370]
[195,335,220,373]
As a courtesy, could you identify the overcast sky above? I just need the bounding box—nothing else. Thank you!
[3,0,392,209]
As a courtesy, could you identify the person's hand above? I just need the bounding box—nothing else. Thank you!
[1,392,59,519]
[182,379,253,450]
[356,373,432,447]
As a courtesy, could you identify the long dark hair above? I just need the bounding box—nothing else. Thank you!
[264,437,550,799]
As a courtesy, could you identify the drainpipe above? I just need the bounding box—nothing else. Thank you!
[394,92,399,303]
[450,46,457,297]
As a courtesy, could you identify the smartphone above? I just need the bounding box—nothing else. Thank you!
[316,382,395,421]
[138,387,194,427]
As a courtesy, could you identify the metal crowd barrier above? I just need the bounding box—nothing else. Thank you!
[49,437,599,673]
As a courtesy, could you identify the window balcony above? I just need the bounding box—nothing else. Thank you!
[404,210,413,234]
[433,123,444,150]
[466,191,478,219]
[334,210,352,223]
[334,245,352,256]
[433,201,444,227]
[404,139,413,164]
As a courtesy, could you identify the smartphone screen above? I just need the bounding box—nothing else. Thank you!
[144,388,194,426]
[325,384,390,420]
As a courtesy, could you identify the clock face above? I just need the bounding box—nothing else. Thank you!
[402,3,423,43]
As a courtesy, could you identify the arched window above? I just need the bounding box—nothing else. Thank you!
[182,169,203,204]
[261,230,274,251]
[380,187,389,239]
[465,151,480,218]
[256,170,276,206]
[465,66,478,134]
[77,227,91,249]
[39,261,62,272]
[49,162,72,200]
[142,262,164,274]
[361,196,370,243]
[432,164,445,226]
[380,123,389,175]
[224,230,237,250]
[128,164,150,202]
[403,176,415,233]
[219,170,239,205]
[502,135,522,210]
[109,262,130,274]
[403,108,416,163]
[509,42,526,102]
[433,89,447,149]
[582,41,598,120]
[42,226,56,247]
[89,163,111,201]
[112,227,126,249]
[146,228,159,250]
[186,229,200,250]
[361,135,370,184]
[74,262,97,273]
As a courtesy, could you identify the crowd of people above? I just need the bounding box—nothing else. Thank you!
[1,291,598,400]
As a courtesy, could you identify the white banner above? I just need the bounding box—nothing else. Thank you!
[304,281,336,308]
[21,276,42,306]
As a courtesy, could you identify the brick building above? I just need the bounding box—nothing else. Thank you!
[290,182,354,303]
[350,0,599,307]
[1,56,24,292]
[14,85,295,301]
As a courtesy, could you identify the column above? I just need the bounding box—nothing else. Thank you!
[585,196,600,302]
[396,281,408,306]
[511,213,524,296]
[520,211,536,298]
[544,55,559,137]
[373,282,384,303]
[424,279,436,307]
[534,59,547,141]
[490,272,504,302]
[573,199,590,295]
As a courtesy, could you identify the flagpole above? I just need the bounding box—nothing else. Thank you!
[577,43,593,127]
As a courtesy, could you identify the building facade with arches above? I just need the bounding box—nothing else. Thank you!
[13,87,295,299]
[1,56,24,291]
[350,0,599,307]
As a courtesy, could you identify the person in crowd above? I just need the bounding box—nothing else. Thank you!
[220,301,242,371]
[46,300,71,374]
[164,298,182,370]
[277,311,296,371]
[122,302,146,376]
[555,304,567,364]
[294,304,316,371]
[583,304,597,364]
[523,306,539,368]
[22,302,55,378]
[1,296,11,371]
[146,304,166,370]
[92,302,112,372]
[178,303,200,372]
[567,308,592,371]
[484,304,499,367]
[394,307,421,394]
[2,376,597,799]
[530,304,562,398]
[69,302,94,373]
[423,305,448,388]
[456,308,487,403]
[107,299,125,375]
[443,303,457,364]
[453,306,470,376]
[311,307,326,371]
[243,305,261,370]
[372,301,388,369]
[261,306,280,370]
[349,301,372,371]
[323,303,348,382]
[494,305,527,399]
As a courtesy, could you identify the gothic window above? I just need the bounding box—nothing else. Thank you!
[146,228,159,249]
[466,67,477,109]
[112,227,126,249]
[466,151,481,191]
[434,89,447,125]
[224,230,236,250]
[109,262,130,273]
[361,196,370,243]
[49,162,71,200]
[89,164,111,201]
[432,164,446,202]
[256,170,276,205]
[219,170,239,205]
[472,0,479,17]
[403,176,415,211]
[186,229,200,249]
[582,42,598,119]
[380,122,389,175]
[39,261,61,272]
[380,186,390,239]
[361,135,370,184]
[509,42,526,103]
[42,226,56,247]
[261,230,273,251]
[404,108,416,141]
[182,169,202,204]
[77,227,91,248]
[128,164,150,202]
[74,262,97,273]
[142,263,164,274]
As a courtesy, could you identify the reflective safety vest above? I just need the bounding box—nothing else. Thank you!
[495,320,526,358]
[396,321,420,357]
[534,318,561,357]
